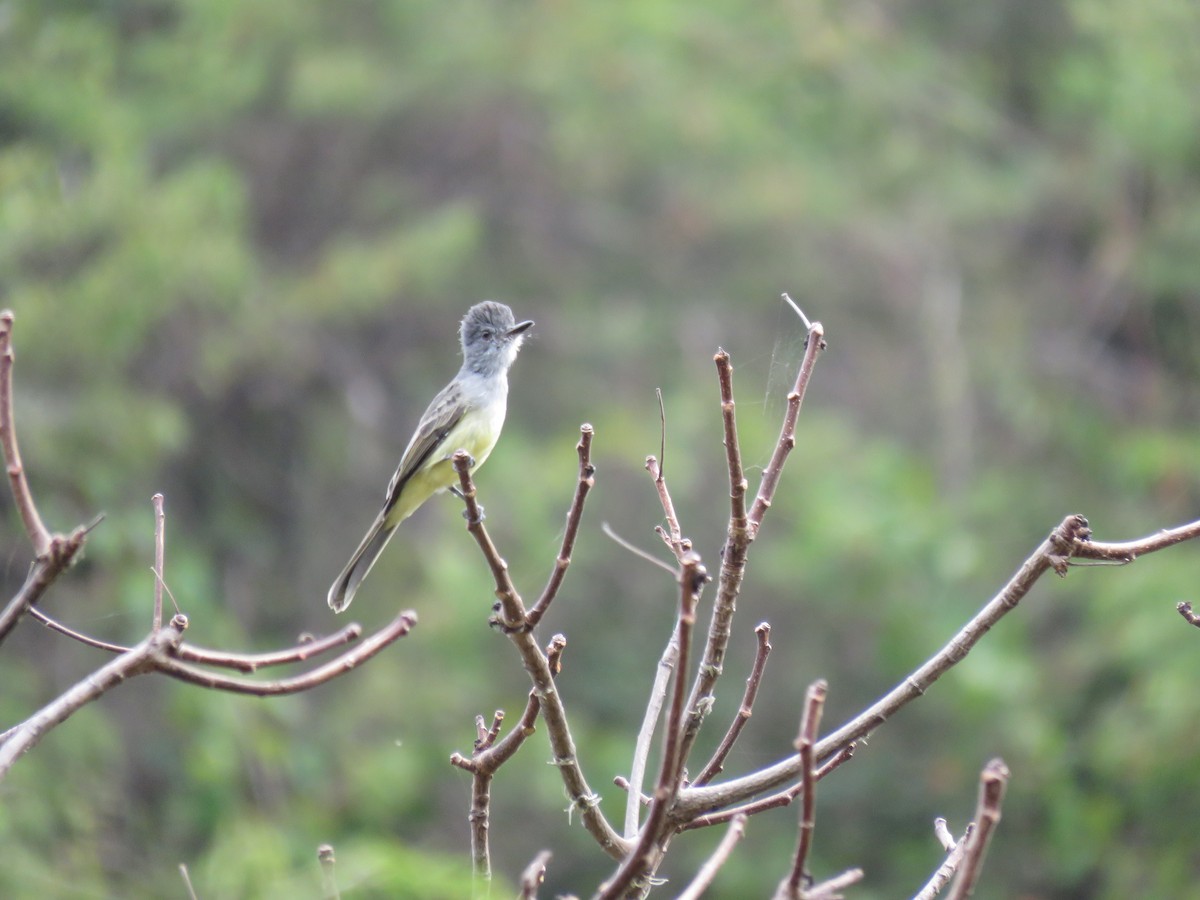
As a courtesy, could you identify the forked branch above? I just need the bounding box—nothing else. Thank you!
[0,309,419,778]
[453,451,629,861]
[0,312,93,648]
[677,311,825,775]
[0,311,51,556]
[673,513,1200,819]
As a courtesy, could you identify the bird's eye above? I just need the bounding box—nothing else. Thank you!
[481,330,493,341]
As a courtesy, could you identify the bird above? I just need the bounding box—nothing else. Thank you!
[328,301,533,612]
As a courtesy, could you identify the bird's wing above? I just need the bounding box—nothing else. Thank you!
[382,378,466,512]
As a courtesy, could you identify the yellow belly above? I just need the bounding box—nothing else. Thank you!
[384,404,504,527]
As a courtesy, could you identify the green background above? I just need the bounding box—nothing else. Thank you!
[1,0,1199,896]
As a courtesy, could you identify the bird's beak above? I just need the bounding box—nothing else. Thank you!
[508,320,534,337]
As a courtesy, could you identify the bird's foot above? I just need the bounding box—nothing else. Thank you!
[489,602,530,633]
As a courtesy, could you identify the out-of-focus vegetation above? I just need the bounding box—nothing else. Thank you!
[1,0,1199,896]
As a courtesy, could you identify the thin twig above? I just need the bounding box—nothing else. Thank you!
[475,710,505,751]
[0,310,51,556]
[803,868,864,900]
[777,681,828,899]
[748,315,824,532]
[528,424,595,628]
[621,445,705,835]
[546,632,567,677]
[672,514,1092,818]
[154,611,417,696]
[913,823,973,900]
[153,493,166,630]
[1178,601,1200,628]
[677,317,825,781]
[682,743,856,832]
[176,624,365,672]
[601,522,677,578]
[599,553,706,899]
[317,843,340,900]
[28,607,131,653]
[518,850,552,899]
[0,527,88,649]
[1070,517,1200,563]
[647,384,690,559]
[0,616,188,777]
[646,454,689,560]
[179,863,199,900]
[453,450,528,631]
[451,674,544,888]
[656,389,666,479]
[693,622,772,786]
[715,350,748,546]
[28,605,365,673]
[781,292,812,330]
[675,813,748,900]
[934,818,957,852]
[0,312,92,645]
[452,453,629,862]
[946,759,1009,900]
[624,633,678,839]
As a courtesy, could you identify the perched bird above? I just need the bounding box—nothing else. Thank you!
[328,301,533,612]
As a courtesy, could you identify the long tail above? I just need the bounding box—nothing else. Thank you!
[328,516,399,613]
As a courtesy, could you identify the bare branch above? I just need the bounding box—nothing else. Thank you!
[682,743,856,832]
[946,759,1009,900]
[179,863,199,900]
[776,680,828,899]
[317,843,340,900]
[476,710,505,751]
[748,315,825,533]
[0,313,95,646]
[453,450,529,631]
[0,616,188,778]
[546,632,567,677]
[803,868,864,900]
[678,319,826,780]
[673,514,1098,818]
[0,527,89,649]
[647,455,689,560]
[528,424,595,628]
[518,850,552,899]
[913,822,973,900]
[934,818,958,852]
[602,522,677,578]
[0,310,51,556]
[676,813,748,900]
[693,622,772,786]
[28,605,366,673]
[781,292,812,330]
[624,632,676,838]
[1070,517,1200,563]
[28,607,131,653]
[451,679,543,885]
[1178,601,1200,628]
[176,625,366,672]
[715,350,748,543]
[154,611,416,696]
[599,552,707,899]
[452,453,629,862]
[153,493,166,629]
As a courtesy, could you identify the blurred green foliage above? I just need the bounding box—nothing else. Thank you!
[1,0,1199,897]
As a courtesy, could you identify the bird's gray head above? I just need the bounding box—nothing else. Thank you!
[460,301,534,377]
